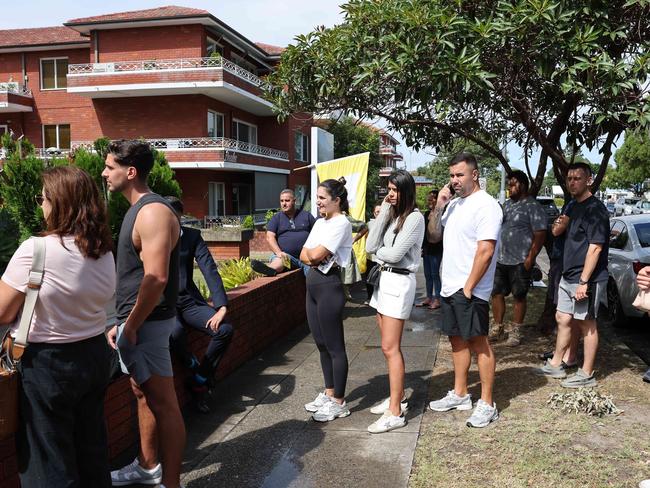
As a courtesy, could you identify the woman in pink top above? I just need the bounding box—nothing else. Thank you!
[0,166,115,488]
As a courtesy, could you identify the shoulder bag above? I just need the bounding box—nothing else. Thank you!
[0,237,45,439]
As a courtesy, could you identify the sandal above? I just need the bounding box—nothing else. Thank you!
[415,300,432,307]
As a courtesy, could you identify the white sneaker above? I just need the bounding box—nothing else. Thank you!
[466,399,499,428]
[429,390,473,412]
[639,480,650,488]
[111,458,162,486]
[312,399,351,422]
[304,392,330,412]
[367,411,407,434]
[369,396,409,415]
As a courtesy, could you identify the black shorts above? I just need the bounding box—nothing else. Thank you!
[492,262,531,299]
[441,290,490,340]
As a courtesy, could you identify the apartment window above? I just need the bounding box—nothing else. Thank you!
[231,120,257,145]
[43,124,70,149]
[208,182,225,216]
[230,53,257,74]
[295,132,309,162]
[40,58,68,90]
[207,38,224,57]
[207,111,224,138]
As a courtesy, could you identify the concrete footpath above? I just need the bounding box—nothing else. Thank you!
[179,271,441,488]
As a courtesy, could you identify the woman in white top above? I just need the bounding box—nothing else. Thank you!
[365,170,425,433]
[300,177,353,422]
[0,166,116,487]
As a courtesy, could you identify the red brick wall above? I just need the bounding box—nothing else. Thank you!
[0,271,306,486]
[97,25,203,63]
[250,230,272,253]
[206,241,250,260]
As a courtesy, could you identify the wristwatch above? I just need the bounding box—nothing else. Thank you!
[579,279,588,285]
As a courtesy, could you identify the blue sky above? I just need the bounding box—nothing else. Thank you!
[2,1,614,174]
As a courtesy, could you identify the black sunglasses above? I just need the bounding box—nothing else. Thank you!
[35,195,44,206]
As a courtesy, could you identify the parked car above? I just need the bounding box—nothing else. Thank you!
[614,196,641,216]
[604,215,650,326]
[536,196,560,227]
[631,200,650,215]
[606,200,616,216]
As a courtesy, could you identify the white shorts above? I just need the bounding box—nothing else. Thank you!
[369,270,416,320]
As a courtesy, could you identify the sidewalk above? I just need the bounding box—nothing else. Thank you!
[180,270,440,487]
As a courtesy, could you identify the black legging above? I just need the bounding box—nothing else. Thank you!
[306,268,348,398]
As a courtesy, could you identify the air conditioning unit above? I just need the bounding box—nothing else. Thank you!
[92,63,115,73]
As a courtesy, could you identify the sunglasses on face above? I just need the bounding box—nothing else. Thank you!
[35,195,44,206]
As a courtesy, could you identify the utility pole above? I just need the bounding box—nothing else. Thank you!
[499,140,508,204]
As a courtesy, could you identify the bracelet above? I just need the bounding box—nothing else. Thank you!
[579,279,588,285]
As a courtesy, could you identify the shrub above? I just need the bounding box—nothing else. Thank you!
[218,257,256,290]
[0,207,20,274]
[265,209,278,222]
[242,215,254,229]
[0,155,45,241]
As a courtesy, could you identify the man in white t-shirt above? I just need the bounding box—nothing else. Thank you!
[426,153,503,428]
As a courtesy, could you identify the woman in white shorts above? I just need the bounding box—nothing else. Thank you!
[365,170,424,433]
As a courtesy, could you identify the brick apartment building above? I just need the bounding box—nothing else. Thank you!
[0,5,313,219]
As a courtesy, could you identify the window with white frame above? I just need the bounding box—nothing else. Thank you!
[231,120,257,146]
[40,58,68,90]
[295,132,309,162]
[43,124,70,149]
[207,111,224,138]
[207,37,224,57]
[208,182,225,216]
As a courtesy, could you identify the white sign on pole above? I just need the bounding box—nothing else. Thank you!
[310,127,334,217]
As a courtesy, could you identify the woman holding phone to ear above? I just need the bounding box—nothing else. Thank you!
[365,170,424,433]
[301,177,354,422]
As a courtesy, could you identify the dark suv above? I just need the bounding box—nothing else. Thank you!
[536,196,560,227]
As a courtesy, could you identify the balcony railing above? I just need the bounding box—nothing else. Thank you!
[379,144,399,155]
[72,137,289,161]
[68,57,264,87]
[0,82,32,97]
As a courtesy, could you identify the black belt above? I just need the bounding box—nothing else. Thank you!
[381,265,411,275]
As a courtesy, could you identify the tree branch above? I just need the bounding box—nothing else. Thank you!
[592,129,622,192]
[372,109,513,173]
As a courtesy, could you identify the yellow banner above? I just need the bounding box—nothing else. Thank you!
[316,152,369,273]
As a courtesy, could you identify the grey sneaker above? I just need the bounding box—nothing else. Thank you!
[111,458,162,486]
[429,390,472,412]
[312,400,351,422]
[367,412,407,434]
[369,396,409,415]
[535,358,567,379]
[304,392,330,413]
[561,368,597,388]
[466,399,499,428]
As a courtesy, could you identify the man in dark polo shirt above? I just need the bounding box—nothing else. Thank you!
[252,189,315,276]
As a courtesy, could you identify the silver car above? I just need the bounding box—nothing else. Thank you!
[605,215,650,326]
[631,200,650,215]
[614,197,640,216]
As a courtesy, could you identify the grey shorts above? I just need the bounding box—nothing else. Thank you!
[116,318,175,385]
[556,277,607,321]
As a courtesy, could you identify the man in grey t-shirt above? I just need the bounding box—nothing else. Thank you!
[490,171,546,346]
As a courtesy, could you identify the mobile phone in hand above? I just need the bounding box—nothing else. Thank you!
[448,183,455,196]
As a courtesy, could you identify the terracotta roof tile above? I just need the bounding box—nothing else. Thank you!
[66,5,210,25]
[255,42,285,55]
[0,26,86,49]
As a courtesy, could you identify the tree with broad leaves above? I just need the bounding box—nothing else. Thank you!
[265,0,650,195]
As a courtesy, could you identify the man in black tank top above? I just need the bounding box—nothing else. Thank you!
[103,140,185,488]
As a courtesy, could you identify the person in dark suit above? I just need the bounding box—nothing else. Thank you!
[166,197,234,413]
